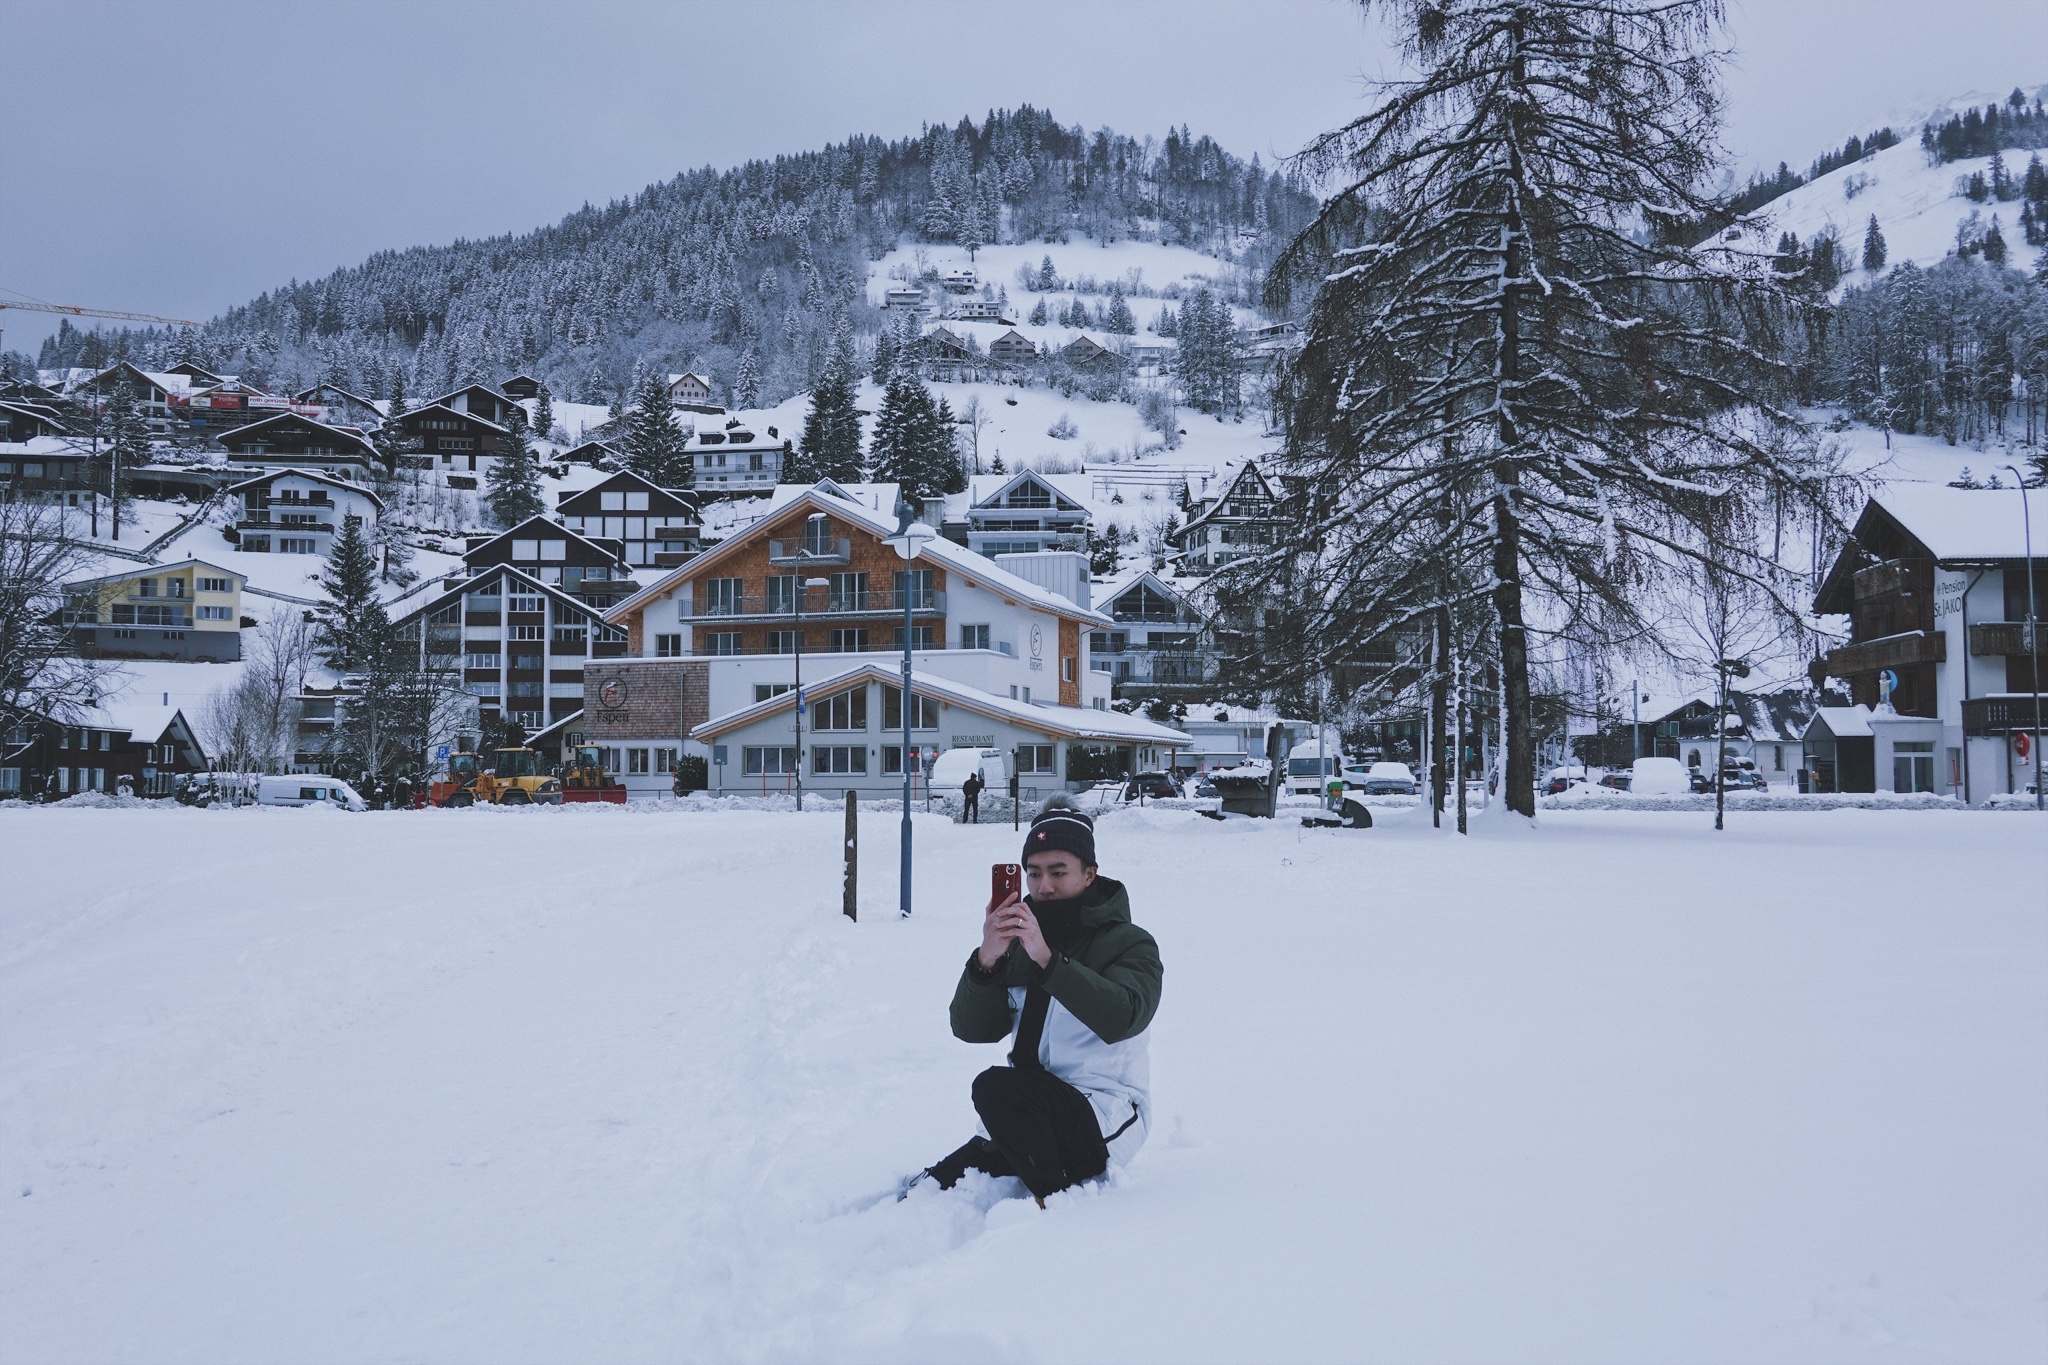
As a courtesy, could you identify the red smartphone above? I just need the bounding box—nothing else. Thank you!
[991,862,1023,907]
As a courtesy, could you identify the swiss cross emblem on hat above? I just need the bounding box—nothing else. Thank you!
[1035,831,1049,841]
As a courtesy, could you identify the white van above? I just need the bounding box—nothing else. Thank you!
[929,747,1003,794]
[257,774,368,811]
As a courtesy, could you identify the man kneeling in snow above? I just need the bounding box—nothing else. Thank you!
[909,797,1162,1204]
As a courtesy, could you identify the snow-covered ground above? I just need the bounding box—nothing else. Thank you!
[1766,123,2048,284]
[3,803,2041,1363]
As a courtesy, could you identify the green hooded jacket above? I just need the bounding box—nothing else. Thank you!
[950,876,1162,1047]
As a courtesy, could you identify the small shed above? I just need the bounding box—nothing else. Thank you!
[1802,705,1875,793]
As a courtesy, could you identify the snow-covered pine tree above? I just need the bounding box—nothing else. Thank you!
[533,385,554,441]
[1029,298,1049,326]
[315,516,385,670]
[734,349,761,408]
[929,395,966,495]
[105,377,148,531]
[1247,0,1843,818]
[1863,214,1888,271]
[868,373,953,500]
[622,368,690,488]
[871,323,898,382]
[1105,285,1137,334]
[1037,255,1059,290]
[1982,215,2008,266]
[485,411,544,528]
[796,337,864,483]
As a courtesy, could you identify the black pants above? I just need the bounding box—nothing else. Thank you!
[927,1066,1109,1199]
[964,792,979,822]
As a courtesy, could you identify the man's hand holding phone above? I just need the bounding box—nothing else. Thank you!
[979,863,1051,970]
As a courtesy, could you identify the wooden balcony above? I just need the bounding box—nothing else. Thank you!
[768,537,850,565]
[1822,630,1946,676]
[1969,622,2039,657]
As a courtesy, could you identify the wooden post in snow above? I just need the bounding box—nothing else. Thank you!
[842,788,858,922]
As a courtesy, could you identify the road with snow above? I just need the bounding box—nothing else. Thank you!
[3,801,2043,1363]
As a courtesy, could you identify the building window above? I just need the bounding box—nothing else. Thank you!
[197,605,234,621]
[882,684,939,731]
[814,688,867,731]
[742,745,799,776]
[655,633,683,657]
[961,624,990,651]
[280,538,317,554]
[701,577,743,615]
[704,632,742,656]
[763,630,800,654]
[465,650,500,669]
[628,748,649,774]
[893,626,935,650]
[893,568,934,608]
[655,748,677,773]
[754,683,794,702]
[765,574,798,614]
[511,625,546,641]
[812,745,867,775]
[828,628,868,653]
[510,651,543,670]
[137,579,156,597]
[827,571,868,611]
[1016,744,1055,774]
[509,594,542,613]
[1892,741,1934,793]
[164,579,187,598]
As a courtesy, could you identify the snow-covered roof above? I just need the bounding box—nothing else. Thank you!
[689,661,1188,747]
[0,434,93,458]
[81,700,187,745]
[222,467,385,509]
[1805,705,1874,739]
[64,556,245,591]
[967,470,1092,510]
[397,403,509,436]
[1870,484,2041,562]
[215,410,380,453]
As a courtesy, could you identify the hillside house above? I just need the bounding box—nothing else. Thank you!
[213,411,379,483]
[883,285,928,312]
[962,470,1092,557]
[986,330,1038,366]
[61,559,246,662]
[0,399,67,441]
[427,383,524,429]
[1171,461,1285,572]
[689,419,788,493]
[555,469,701,568]
[397,404,508,486]
[224,468,381,557]
[499,375,544,401]
[462,515,639,611]
[593,483,1124,796]
[0,436,93,497]
[558,439,620,466]
[293,383,385,429]
[1091,570,1213,699]
[1060,335,1126,377]
[952,301,1010,323]
[667,372,714,406]
[1812,486,2044,801]
[941,268,978,294]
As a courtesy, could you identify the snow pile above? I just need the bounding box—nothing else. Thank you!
[3,805,2042,1362]
[1541,788,1984,812]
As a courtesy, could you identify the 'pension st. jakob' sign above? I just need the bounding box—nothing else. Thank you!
[584,661,709,734]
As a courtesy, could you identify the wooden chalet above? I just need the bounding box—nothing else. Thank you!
[427,382,524,428]
[212,411,379,482]
[555,469,701,569]
[1060,335,1126,375]
[499,374,545,401]
[987,330,1038,366]
[293,382,386,428]
[398,403,510,484]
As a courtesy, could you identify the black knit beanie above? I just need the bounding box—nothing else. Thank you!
[1024,794,1096,867]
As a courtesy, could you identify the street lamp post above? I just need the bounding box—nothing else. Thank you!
[791,571,831,811]
[2002,465,2042,811]
[885,508,937,918]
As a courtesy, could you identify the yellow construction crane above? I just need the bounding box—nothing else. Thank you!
[0,298,199,327]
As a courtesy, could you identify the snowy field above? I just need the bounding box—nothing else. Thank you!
[2,803,2043,1364]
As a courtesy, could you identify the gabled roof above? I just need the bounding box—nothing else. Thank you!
[430,382,512,407]
[397,402,510,436]
[553,467,698,513]
[163,362,225,383]
[293,382,379,407]
[393,562,615,629]
[1099,568,1200,614]
[667,371,712,389]
[1815,485,2042,613]
[689,661,1188,746]
[608,484,1113,627]
[462,514,625,568]
[988,328,1036,350]
[222,466,386,509]
[212,410,379,455]
[970,469,1088,512]
[65,556,245,591]
[1804,704,1874,739]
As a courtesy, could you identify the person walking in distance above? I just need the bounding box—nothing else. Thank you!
[962,767,984,823]
[904,796,1161,1205]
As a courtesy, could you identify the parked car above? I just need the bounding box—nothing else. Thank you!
[1123,771,1179,801]
[1597,772,1632,791]
[1191,775,1218,799]
[256,774,367,811]
[1360,761,1419,795]
[1284,741,1346,795]
[1693,765,1768,792]
[1628,756,1691,795]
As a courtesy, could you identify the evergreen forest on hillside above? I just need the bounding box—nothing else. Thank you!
[22,108,1317,412]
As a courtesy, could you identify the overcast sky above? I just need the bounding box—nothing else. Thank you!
[3,0,2043,355]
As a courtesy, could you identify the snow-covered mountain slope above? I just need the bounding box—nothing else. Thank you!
[1765,121,2046,282]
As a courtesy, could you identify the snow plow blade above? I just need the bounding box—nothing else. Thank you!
[560,787,628,804]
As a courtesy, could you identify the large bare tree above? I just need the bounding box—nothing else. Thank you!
[1245,0,1850,816]
[0,500,119,731]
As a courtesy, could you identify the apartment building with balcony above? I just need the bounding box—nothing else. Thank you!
[1171,461,1286,573]
[960,471,1093,557]
[460,515,640,612]
[588,484,1121,796]
[1089,569,1214,700]
[390,564,629,735]
[224,468,381,556]
[688,418,789,494]
[1812,486,2044,800]
[61,558,246,662]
